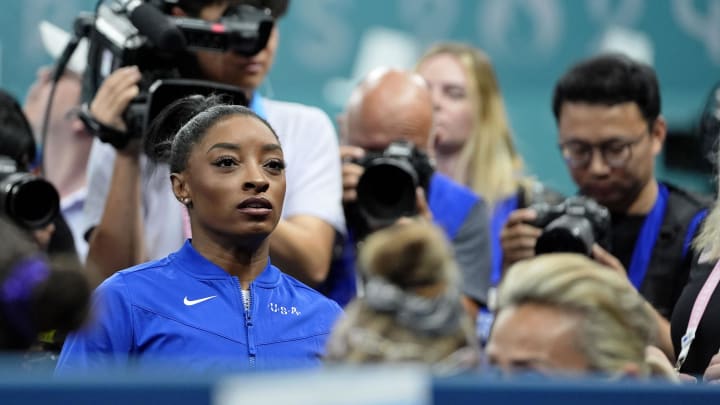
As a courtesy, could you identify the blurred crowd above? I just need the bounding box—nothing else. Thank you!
[1,0,719,387]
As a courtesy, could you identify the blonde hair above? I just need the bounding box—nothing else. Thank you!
[693,151,720,260]
[325,222,478,367]
[496,254,656,376]
[416,43,525,208]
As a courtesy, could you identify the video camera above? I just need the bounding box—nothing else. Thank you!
[77,0,272,148]
[0,156,60,230]
[529,196,611,257]
[345,141,434,241]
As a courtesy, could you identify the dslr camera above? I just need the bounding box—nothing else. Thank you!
[529,196,611,256]
[0,156,60,229]
[79,0,271,148]
[346,141,434,240]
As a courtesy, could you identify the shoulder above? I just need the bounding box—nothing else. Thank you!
[663,182,713,211]
[431,173,480,202]
[99,256,174,296]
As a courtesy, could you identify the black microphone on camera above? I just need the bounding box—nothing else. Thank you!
[51,12,94,83]
[121,0,186,51]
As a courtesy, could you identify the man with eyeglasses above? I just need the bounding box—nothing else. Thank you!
[500,54,710,324]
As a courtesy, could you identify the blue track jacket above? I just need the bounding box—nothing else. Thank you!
[56,241,343,374]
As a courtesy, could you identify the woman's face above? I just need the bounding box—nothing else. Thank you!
[174,114,286,240]
[417,53,475,155]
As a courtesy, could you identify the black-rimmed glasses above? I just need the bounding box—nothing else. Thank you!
[559,132,649,169]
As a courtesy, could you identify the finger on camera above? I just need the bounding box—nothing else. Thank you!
[100,66,141,96]
[342,189,357,203]
[591,244,625,273]
[504,250,536,267]
[504,208,538,227]
[502,235,539,252]
[415,187,433,222]
[340,145,365,162]
[500,223,542,242]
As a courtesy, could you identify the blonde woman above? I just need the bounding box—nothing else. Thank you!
[416,43,561,286]
[487,253,675,379]
[671,146,720,379]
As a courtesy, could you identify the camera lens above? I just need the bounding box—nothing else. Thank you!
[357,162,417,226]
[1,173,60,229]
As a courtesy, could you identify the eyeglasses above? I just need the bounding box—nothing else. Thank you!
[559,132,649,169]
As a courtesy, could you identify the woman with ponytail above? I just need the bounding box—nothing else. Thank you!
[56,95,342,374]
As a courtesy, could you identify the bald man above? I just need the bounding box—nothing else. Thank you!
[322,68,491,317]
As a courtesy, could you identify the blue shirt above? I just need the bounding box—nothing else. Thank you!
[56,241,343,374]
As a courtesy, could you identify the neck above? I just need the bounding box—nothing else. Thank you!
[433,150,461,181]
[625,180,659,215]
[192,233,270,288]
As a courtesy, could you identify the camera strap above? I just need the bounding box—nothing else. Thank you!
[675,258,720,371]
[627,182,669,290]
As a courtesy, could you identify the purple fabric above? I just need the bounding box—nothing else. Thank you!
[1,256,50,339]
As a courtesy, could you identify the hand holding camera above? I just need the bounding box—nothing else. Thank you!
[86,66,142,152]
[342,141,434,241]
[501,196,613,269]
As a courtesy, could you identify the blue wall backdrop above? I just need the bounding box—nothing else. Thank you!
[2,0,718,195]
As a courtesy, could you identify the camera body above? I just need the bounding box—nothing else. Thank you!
[0,156,60,229]
[346,141,434,240]
[529,196,611,256]
[81,0,272,148]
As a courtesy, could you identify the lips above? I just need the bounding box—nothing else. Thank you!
[237,197,272,215]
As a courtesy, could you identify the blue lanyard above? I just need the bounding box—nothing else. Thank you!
[249,92,267,120]
[490,194,519,286]
[627,182,669,290]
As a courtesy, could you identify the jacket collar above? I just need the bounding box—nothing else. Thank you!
[172,240,281,287]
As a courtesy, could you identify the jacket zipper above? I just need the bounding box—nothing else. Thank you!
[236,277,256,369]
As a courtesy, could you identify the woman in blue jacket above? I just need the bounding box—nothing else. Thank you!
[56,95,343,374]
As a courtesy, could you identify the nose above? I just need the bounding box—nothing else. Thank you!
[587,147,610,176]
[430,87,442,112]
[242,163,270,192]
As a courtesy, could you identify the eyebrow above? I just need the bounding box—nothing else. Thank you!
[206,142,282,153]
[207,142,240,153]
[262,143,283,153]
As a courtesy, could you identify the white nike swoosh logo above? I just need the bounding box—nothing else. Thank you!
[183,295,217,306]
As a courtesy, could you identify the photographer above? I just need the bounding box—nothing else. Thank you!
[500,54,711,355]
[82,0,344,286]
[0,90,90,358]
[334,68,491,318]
[0,89,80,264]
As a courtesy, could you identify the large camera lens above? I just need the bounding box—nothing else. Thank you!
[535,216,595,256]
[356,159,418,227]
[0,172,60,229]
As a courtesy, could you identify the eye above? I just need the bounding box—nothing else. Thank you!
[444,85,467,100]
[564,142,590,156]
[604,143,627,155]
[213,156,238,168]
[264,159,286,172]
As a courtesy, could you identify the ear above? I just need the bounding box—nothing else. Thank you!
[650,116,667,156]
[170,6,187,17]
[171,172,190,203]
